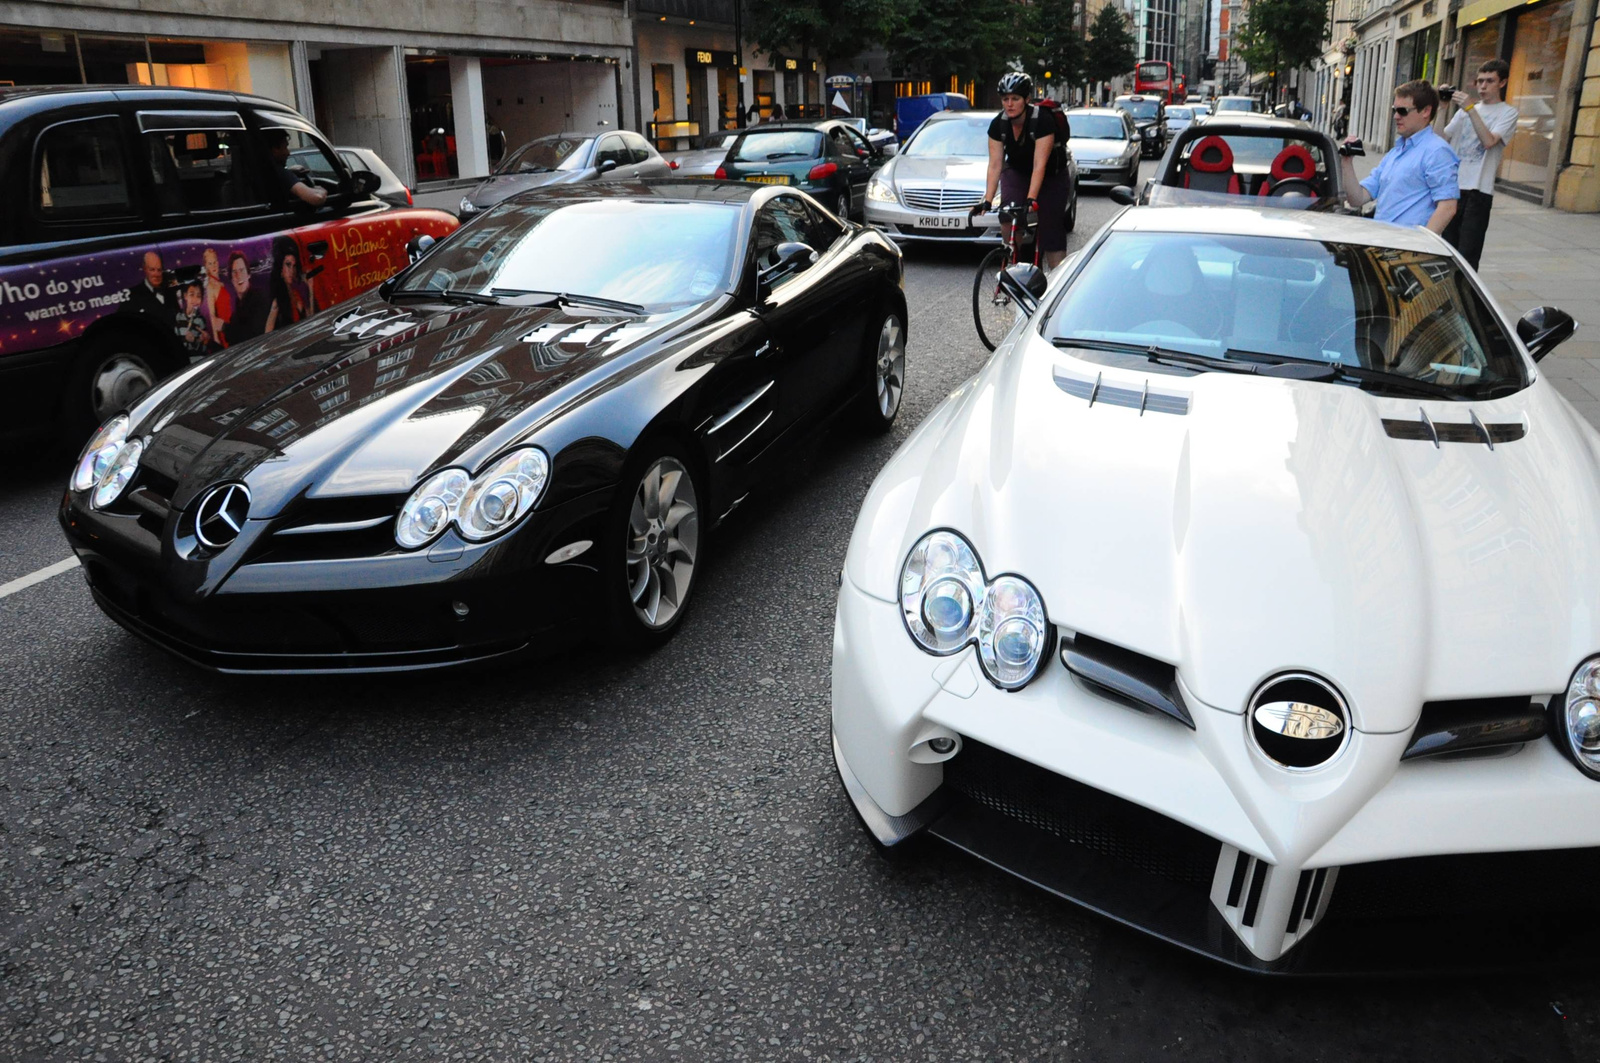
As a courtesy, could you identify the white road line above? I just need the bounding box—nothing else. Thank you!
[0,557,80,600]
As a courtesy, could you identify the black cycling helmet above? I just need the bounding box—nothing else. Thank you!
[997,72,1035,100]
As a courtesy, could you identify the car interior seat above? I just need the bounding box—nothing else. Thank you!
[1120,242,1223,339]
[1258,143,1319,197]
[1182,136,1241,195]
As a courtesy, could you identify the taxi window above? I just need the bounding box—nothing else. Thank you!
[263,127,342,204]
[35,116,135,222]
[144,125,265,214]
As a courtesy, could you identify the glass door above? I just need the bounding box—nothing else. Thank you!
[1501,0,1573,190]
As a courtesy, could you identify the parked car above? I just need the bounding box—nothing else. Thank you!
[458,131,672,215]
[0,85,458,441]
[291,144,414,208]
[1117,115,1346,211]
[61,180,907,672]
[832,203,1590,973]
[662,129,740,178]
[867,109,1076,243]
[1212,95,1259,115]
[1113,94,1168,157]
[1065,108,1141,190]
[716,122,887,220]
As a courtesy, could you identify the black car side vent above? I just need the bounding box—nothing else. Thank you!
[1401,696,1547,761]
[1382,407,1525,449]
[1060,633,1194,728]
[1053,365,1191,416]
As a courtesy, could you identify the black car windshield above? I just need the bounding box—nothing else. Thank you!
[1069,115,1129,140]
[1045,232,1526,398]
[905,119,990,156]
[496,136,590,174]
[732,131,823,162]
[397,200,742,308]
[1118,99,1161,120]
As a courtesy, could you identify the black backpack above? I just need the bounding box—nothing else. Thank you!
[1021,102,1070,176]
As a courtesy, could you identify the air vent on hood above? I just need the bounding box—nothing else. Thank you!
[1053,365,1190,416]
[1382,408,1525,449]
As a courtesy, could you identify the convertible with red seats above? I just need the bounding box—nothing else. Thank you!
[1113,114,1348,212]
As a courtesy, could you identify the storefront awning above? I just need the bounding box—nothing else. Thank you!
[1456,0,1524,27]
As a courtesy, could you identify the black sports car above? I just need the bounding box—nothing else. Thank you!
[60,181,907,672]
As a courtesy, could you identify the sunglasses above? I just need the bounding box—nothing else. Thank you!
[1391,105,1417,116]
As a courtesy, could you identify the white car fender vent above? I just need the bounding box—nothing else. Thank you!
[1059,633,1194,728]
[1382,407,1525,449]
[1248,673,1350,770]
[1053,364,1191,416]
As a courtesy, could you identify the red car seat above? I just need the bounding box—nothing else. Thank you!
[1258,143,1317,196]
[1183,136,1241,194]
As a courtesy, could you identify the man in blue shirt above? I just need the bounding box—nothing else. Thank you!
[1339,80,1458,234]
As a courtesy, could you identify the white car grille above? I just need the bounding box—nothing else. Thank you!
[900,186,985,213]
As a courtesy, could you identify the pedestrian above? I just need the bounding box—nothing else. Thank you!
[1340,80,1458,235]
[1441,59,1518,271]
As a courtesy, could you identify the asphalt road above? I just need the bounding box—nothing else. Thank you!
[4,174,1599,1062]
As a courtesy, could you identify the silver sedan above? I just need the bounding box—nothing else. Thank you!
[864,110,1003,245]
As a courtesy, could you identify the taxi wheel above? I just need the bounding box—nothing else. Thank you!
[65,331,175,440]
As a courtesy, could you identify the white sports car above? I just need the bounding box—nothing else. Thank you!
[832,206,1594,973]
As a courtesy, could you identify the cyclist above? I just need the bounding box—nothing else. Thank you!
[971,72,1072,269]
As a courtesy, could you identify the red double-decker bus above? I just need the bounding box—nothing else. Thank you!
[1134,60,1177,104]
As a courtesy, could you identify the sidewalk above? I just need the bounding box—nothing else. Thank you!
[1350,153,1600,427]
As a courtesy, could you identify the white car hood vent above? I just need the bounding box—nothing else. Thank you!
[1381,407,1526,448]
[1053,364,1191,416]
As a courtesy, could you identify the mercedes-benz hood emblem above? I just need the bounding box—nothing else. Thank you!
[194,483,251,549]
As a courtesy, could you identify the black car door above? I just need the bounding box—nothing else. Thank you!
[835,125,880,200]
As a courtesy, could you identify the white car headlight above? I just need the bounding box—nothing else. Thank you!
[72,414,130,493]
[395,447,549,549]
[866,176,897,203]
[900,530,1050,690]
[1562,658,1600,779]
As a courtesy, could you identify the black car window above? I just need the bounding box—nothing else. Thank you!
[621,132,654,164]
[753,196,813,274]
[838,126,872,157]
[595,135,628,167]
[144,126,264,214]
[801,199,844,250]
[34,116,135,222]
[261,126,341,206]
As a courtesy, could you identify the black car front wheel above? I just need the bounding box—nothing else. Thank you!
[854,306,906,433]
[837,186,853,220]
[606,445,704,648]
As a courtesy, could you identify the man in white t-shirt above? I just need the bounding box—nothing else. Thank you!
[1441,59,1519,270]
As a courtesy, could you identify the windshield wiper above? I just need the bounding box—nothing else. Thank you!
[1052,337,1257,375]
[390,288,500,305]
[1224,348,1459,399]
[557,292,646,314]
[763,151,811,160]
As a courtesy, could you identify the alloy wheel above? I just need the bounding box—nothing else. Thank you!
[625,456,700,629]
[876,314,905,420]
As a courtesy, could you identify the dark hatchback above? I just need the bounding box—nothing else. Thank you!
[60,180,908,673]
[716,122,887,221]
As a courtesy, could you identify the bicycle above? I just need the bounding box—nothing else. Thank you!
[970,200,1039,351]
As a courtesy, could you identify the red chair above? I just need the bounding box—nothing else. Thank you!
[1183,136,1241,194]
[1258,143,1317,197]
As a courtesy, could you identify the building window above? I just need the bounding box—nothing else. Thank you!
[1501,0,1575,189]
[652,63,676,127]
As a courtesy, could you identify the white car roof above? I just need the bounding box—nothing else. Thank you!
[1110,205,1449,254]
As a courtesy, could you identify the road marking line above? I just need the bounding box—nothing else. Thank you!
[0,557,81,600]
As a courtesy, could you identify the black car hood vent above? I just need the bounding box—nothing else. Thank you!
[1053,364,1191,416]
[1382,407,1525,449]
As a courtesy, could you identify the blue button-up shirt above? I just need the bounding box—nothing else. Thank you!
[1360,126,1459,227]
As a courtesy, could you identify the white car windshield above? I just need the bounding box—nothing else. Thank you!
[1069,115,1128,140]
[1168,108,1194,121]
[398,201,743,309]
[1045,232,1526,399]
[905,120,990,157]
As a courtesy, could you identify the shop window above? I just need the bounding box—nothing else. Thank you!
[35,116,134,222]
[1502,0,1575,189]
[144,124,265,214]
[652,64,676,125]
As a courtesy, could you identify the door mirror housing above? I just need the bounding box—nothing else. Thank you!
[405,233,436,265]
[998,263,1048,316]
[1109,185,1137,206]
[757,241,818,298]
[1518,305,1577,361]
[352,169,382,197]
[597,158,619,174]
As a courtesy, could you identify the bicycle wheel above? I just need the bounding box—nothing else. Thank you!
[972,246,1015,352]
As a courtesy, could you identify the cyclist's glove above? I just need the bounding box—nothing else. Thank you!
[967,200,991,217]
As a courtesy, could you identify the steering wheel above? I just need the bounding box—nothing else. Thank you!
[1267,178,1319,198]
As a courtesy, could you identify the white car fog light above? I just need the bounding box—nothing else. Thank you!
[1563,659,1600,778]
[396,468,470,548]
[977,575,1047,689]
[72,414,130,493]
[90,437,143,510]
[458,447,549,542]
[901,530,985,654]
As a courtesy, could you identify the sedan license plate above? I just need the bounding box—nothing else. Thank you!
[745,174,792,185]
[915,215,969,230]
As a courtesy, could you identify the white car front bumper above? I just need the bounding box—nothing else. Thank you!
[831,571,1600,973]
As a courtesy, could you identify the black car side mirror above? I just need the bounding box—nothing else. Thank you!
[597,158,619,174]
[352,169,382,197]
[1518,305,1577,361]
[758,241,818,297]
[406,233,436,265]
[1109,185,1136,206]
[998,263,1048,316]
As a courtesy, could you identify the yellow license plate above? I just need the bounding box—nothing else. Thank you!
[745,174,792,185]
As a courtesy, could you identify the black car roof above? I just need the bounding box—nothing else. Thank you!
[0,84,300,121]
[734,124,827,136]
[492,179,762,206]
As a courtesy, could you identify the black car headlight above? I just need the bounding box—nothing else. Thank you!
[1560,657,1600,778]
[70,413,144,510]
[395,447,549,549]
[900,530,1049,690]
